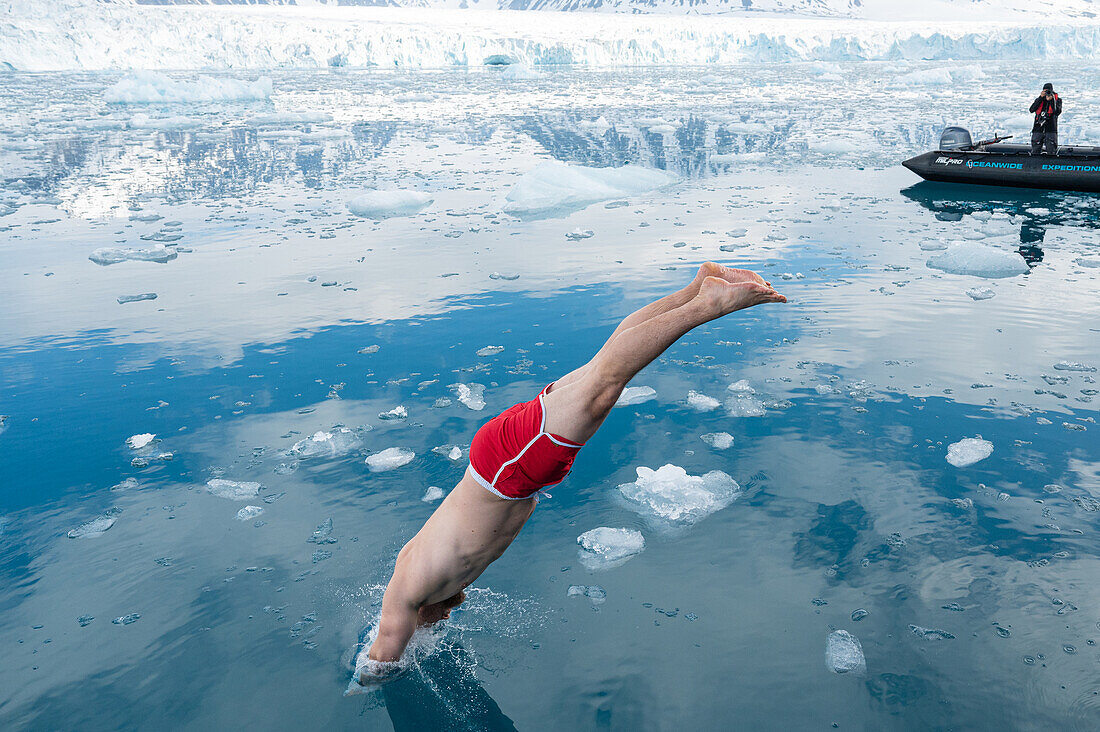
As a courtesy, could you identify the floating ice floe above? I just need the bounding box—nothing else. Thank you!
[500,64,541,80]
[89,245,177,266]
[1076,257,1100,268]
[946,437,993,467]
[618,464,741,525]
[67,516,115,539]
[616,386,656,407]
[686,390,720,412]
[308,518,337,544]
[291,428,361,458]
[449,383,486,410]
[347,190,433,219]
[567,585,607,604]
[577,527,645,570]
[422,486,445,502]
[700,432,734,449]
[566,228,594,240]
[909,624,955,640]
[357,345,380,354]
[725,380,766,417]
[476,345,504,357]
[236,505,264,521]
[926,242,1029,278]
[1053,361,1096,372]
[126,433,155,449]
[965,287,995,301]
[825,630,866,675]
[249,111,332,126]
[504,161,675,218]
[112,613,141,625]
[365,447,415,472]
[105,71,272,104]
[206,479,261,500]
[117,293,158,304]
[378,405,408,421]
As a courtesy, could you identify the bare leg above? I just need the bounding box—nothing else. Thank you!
[543,275,785,443]
[554,262,773,389]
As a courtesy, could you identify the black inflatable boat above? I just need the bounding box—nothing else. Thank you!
[902,127,1100,193]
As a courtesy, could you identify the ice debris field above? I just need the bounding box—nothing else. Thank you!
[0,13,1099,730]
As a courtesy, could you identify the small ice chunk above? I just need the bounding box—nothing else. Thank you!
[291,428,361,458]
[919,239,948,251]
[347,190,433,219]
[422,486,445,502]
[488,272,520,281]
[504,161,675,218]
[700,432,734,449]
[825,630,866,675]
[618,464,741,525]
[615,386,656,406]
[112,613,141,625]
[89,245,177,266]
[110,477,139,491]
[117,293,158,304]
[1053,361,1095,372]
[909,624,955,640]
[500,64,541,80]
[946,437,993,467]
[1076,257,1100,268]
[965,287,995,301]
[67,516,115,538]
[566,228,595,240]
[927,242,1029,278]
[448,446,462,460]
[449,383,486,411]
[567,585,606,604]
[686,391,720,412]
[726,392,766,417]
[577,527,645,570]
[308,518,337,544]
[126,433,155,449]
[206,479,262,500]
[378,405,408,421]
[357,345,380,354]
[365,447,415,472]
[476,345,504,357]
[236,505,264,521]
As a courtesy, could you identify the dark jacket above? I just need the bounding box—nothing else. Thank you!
[1030,94,1062,133]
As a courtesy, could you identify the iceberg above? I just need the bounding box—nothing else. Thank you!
[577,527,646,570]
[347,190,433,219]
[618,464,741,525]
[946,437,993,467]
[105,71,272,103]
[927,242,1029,278]
[504,161,675,218]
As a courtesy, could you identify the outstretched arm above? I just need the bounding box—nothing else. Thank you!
[369,590,420,664]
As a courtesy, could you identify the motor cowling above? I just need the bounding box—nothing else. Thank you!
[939,126,973,151]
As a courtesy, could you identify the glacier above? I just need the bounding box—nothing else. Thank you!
[5,3,1100,71]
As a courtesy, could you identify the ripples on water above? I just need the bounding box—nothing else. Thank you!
[0,64,1098,730]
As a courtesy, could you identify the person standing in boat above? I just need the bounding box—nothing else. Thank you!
[1029,83,1062,155]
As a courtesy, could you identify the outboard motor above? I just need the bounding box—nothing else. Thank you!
[939,126,973,151]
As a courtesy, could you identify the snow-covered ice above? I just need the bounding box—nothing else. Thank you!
[946,437,993,467]
[105,71,272,103]
[927,242,1029,278]
[206,479,262,500]
[700,432,735,449]
[67,516,115,539]
[347,190,433,219]
[618,464,741,525]
[576,527,645,570]
[825,629,866,675]
[449,383,486,411]
[365,447,415,472]
[504,161,675,218]
[615,386,657,406]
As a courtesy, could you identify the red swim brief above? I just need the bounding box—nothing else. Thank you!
[468,384,584,500]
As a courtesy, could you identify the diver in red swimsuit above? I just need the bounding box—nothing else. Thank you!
[361,263,786,681]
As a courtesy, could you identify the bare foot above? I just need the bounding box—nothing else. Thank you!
[697,275,786,316]
[699,261,772,288]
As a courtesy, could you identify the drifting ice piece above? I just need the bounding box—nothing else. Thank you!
[504,161,675,218]
[67,516,116,538]
[365,447,415,472]
[89,245,177,266]
[946,437,993,467]
[927,242,1029,278]
[700,432,734,449]
[105,71,272,103]
[206,479,261,500]
[236,506,264,521]
[618,464,741,525]
[577,527,645,569]
[347,190,433,219]
[825,630,867,674]
[449,383,486,411]
[616,386,656,406]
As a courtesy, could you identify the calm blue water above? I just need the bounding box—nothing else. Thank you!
[1,65,1099,731]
